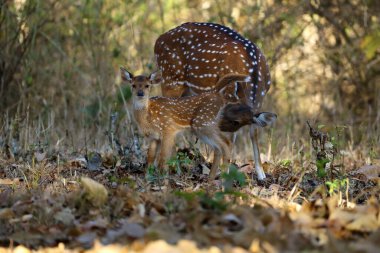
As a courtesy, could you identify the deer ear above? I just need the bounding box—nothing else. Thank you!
[120,67,133,82]
[253,112,277,127]
[149,70,162,84]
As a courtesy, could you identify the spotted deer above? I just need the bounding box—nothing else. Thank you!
[154,22,272,180]
[120,67,276,179]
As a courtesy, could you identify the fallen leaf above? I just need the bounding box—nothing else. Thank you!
[0,178,20,185]
[34,151,46,162]
[330,208,379,232]
[239,164,253,174]
[76,232,97,248]
[21,214,33,222]
[202,164,210,175]
[81,177,108,207]
[104,220,145,243]
[356,164,380,181]
[137,203,146,218]
[345,214,379,232]
[151,185,167,191]
[81,217,109,230]
[146,222,181,244]
[121,222,145,238]
[222,213,243,234]
[13,245,31,253]
[249,239,261,253]
[0,208,14,219]
[54,208,75,226]
[68,157,87,168]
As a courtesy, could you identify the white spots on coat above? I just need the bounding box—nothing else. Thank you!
[155,22,270,110]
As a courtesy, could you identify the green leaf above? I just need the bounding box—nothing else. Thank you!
[361,31,380,60]
[326,178,348,195]
[279,159,292,167]
[221,164,246,191]
[174,190,204,202]
[316,158,329,178]
[146,165,157,182]
[199,193,228,211]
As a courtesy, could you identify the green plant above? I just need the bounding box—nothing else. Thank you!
[166,152,192,175]
[308,122,343,180]
[174,165,248,211]
[221,164,246,192]
[279,159,292,167]
[175,190,205,202]
[146,164,158,183]
[316,157,329,178]
[326,178,348,196]
[199,192,228,211]
[175,190,227,211]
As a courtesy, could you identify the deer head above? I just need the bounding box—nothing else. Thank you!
[120,67,162,108]
[219,103,277,132]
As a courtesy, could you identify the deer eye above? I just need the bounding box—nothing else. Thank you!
[132,85,136,88]
[145,85,149,88]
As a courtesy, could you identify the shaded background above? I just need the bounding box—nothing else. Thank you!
[1,0,379,161]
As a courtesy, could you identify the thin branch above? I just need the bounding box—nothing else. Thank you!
[308,2,352,46]
[270,23,310,67]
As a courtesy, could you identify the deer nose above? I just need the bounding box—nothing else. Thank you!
[137,90,144,97]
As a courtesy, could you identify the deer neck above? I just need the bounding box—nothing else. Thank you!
[133,97,149,111]
[132,97,149,126]
[132,97,155,137]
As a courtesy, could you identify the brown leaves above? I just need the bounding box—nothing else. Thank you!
[80,177,108,207]
[329,200,380,233]
[0,178,21,185]
[355,164,380,182]
[0,186,379,252]
[105,219,146,243]
[0,147,379,253]
[54,208,75,226]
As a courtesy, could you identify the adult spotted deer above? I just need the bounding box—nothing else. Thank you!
[154,22,273,180]
[120,67,276,179]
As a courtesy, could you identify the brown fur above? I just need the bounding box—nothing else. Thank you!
[121,69,249,179]
[154,22,270,112]
[154,22,273,180]
[219,103,254,132]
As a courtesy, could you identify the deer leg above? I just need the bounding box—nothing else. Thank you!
[231,132,237,163]
[157,132,176,174]
[209,147,222,180]
[154,139,162,167]
[147,139,156,165]
[250,125,266,180]
[147,139,160,167]
[219,133,232,166]
[210,132,232,180]
[196,129,222,180]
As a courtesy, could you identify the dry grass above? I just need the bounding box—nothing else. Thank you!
[0,117,379,252]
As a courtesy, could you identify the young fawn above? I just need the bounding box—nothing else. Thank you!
[120,67,276,179]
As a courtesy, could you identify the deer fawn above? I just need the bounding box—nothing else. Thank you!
[154,22,273,180]
[120,67,276,179]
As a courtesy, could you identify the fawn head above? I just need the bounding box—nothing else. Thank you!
[219,103,277,132]
[120,67,162,101]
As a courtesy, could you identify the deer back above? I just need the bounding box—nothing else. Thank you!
[154,22,271,112]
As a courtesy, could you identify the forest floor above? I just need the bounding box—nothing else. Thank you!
[0,131,379,253]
